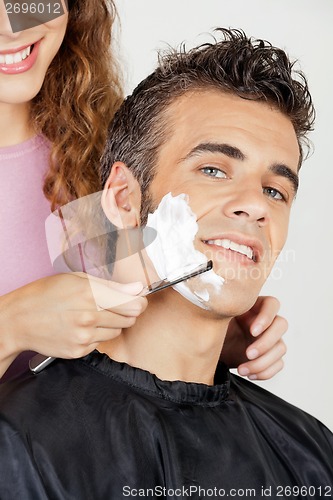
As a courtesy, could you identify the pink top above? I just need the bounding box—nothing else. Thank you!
[0,135,55,295]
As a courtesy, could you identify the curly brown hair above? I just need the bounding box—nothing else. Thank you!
[101,28,315,224]
[31,0,123,211]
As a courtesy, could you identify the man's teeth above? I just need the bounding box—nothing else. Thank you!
[205,239,254,260]
[0,45,32,65]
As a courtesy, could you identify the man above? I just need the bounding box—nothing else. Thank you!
[0,28,332,499]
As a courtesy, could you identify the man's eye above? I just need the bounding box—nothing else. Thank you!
[200,167,227,178]
[263,187,285,201]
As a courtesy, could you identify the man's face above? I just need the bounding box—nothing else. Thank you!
[149,90,300,316]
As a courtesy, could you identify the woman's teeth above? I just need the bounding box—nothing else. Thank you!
[205,239,254,260]
[0,45,32,65]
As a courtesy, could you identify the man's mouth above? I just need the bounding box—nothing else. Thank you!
[204,238,254,260]
[202,235,263,263]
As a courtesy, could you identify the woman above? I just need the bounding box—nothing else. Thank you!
[0,0,286,381]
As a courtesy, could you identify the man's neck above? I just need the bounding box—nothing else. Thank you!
[99,289,230,385]
[0,102,34,147]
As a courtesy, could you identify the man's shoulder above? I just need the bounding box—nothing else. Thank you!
[0,358,92,420]
[229,373,333,450]
[0,354,157,426]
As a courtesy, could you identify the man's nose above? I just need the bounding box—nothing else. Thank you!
[223,185,269,227]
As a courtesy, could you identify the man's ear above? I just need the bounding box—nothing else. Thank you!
[101,162,141,228]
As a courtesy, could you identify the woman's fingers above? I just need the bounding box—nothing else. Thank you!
[238,337,287,379]
[248,359,285,381]
[2,273,148,361]
[248,296,281,337]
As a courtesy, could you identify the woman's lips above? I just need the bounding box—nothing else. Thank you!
[0,40,41,75]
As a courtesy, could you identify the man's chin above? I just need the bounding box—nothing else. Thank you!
[199,287,260,319]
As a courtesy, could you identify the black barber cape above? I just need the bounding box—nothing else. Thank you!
[0,351,332,500]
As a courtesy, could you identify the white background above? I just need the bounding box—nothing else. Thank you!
[116,0,333,430]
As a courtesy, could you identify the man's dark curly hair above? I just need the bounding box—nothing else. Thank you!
[101,28,315,224]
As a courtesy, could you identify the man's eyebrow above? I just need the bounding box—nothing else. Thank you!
[180,142,246,162]
[269,164,299,195]
[181,141,299,195]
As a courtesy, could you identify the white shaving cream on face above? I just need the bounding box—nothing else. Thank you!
[144,193,225,309]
